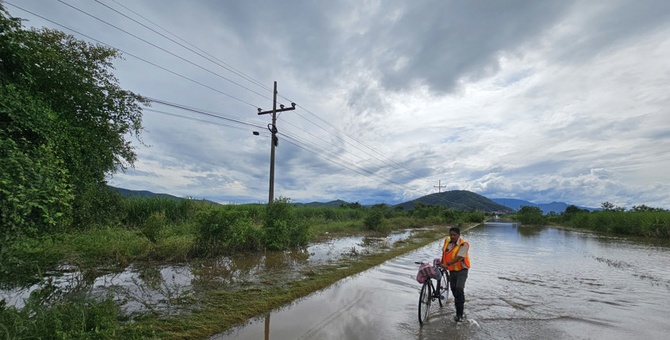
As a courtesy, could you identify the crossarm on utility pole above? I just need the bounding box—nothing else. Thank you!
[256,81,296,204]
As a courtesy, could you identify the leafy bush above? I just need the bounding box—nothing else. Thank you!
[0,293,135,339]
[560,209,670,238]
[123,197,201,228]
[193,207,258,255]
[263,198,309,250]
[141,211,166,243]
[364,204,387,231]
[464,211,486,223]
[516,206,546,225]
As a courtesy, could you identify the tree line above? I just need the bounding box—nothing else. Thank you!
[514,203,669,237]
[1,6,146,248]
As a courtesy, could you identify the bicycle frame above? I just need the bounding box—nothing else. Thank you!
[416,262,450,325]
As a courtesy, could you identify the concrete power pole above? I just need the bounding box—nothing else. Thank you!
[257,81,295,204]
[434,180,446,193]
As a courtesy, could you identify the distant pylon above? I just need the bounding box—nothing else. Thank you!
[434,180,446,193]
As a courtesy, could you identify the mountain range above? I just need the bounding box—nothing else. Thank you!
[490,198,597,214]
[111,186,591,214]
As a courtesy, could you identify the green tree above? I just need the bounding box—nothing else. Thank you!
[516,205,546,225]
[0,7,147,231]
[601,201,615,211]
[0,87,74,242]
[564,205,587,214]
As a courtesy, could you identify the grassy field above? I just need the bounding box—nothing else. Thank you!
[0,197,484,339]
[4,196,668,339]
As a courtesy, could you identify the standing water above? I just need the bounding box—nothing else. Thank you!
[214,222,670,340]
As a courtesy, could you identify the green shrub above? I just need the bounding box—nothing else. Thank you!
[123,197,201,228]
[193,207,259,255]
[141,211,166,243]
[516,206,546,225]
[263,198,308,250]
[0,293,136,339]
[363,204,386,231]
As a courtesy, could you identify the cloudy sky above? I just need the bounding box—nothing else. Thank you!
[5,0,670,209]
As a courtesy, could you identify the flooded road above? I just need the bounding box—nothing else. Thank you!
[214,222,670,340]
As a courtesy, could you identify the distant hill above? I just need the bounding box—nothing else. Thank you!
[112,187,183,199]
[294,199,351,207]
[110,186,220,205]
[396,190,515,213]
[491,198,596,214]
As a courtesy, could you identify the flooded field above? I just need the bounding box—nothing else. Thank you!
[0,230,416,316]
[214,222,670,340]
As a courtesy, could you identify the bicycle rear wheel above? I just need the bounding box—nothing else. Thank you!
[437,269,449,307]
[418,281,432,324]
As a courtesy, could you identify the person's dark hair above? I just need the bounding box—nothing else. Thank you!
[449,227,461,235]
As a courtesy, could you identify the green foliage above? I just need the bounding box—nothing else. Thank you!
[515,206,546,225]
[193,207,259,255]
[339,201,362,209]
[0,85,73,244]
[562,209,670,237]
[295,206,365,221]
[564,204,589,214]
[263,197,309,250]
[364,204,387,231]
[0,293,143,339]
[397,190,511,213]
[123,197,201,227]
[141,211,166,243]
[630,204,665,212]
[465,211,486,223]
[73,184,126,228]
[0,9,147,231]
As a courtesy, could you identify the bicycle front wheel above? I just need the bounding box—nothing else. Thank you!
[418,281,432,324]
[437,269,449,308]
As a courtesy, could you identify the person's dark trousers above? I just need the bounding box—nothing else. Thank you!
[449,269,468,318]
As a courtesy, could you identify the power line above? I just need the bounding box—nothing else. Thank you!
[86,0,420,183]
[147,97,265,129]
[144,108,264,133]
[148,98,413,191]
[57,0,270,107]
[292,103,422,181]
[5,2,424,196]
[107,0,270,93]
[278,132,411,191]
[55,1,421,186]
[94,0,270,99]
[4,2,259,109]
[277,109,422,184]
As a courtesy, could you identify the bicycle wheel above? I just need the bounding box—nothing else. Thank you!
[418,280,432,324]
[437,269,449,308]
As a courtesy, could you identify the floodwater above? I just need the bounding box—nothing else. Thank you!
[0,230,415,315]
[214,222,670,340]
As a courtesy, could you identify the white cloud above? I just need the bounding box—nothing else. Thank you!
[6,0,670,209]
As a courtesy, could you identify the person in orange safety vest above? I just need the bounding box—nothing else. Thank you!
[439,226,470,322]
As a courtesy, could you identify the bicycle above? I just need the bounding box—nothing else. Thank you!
[415,260,450,325]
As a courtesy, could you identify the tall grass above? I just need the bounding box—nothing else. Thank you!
[552,210,670,237]
[122,197,206,227]
[0,196,514,339]
[0,290,146,339]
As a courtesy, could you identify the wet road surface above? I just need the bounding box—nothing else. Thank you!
[214,222,670,340]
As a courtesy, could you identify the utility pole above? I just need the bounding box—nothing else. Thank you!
[434,180,446,193]
[257,81,295,204]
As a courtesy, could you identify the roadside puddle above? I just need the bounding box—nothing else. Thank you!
[0,230,416,316]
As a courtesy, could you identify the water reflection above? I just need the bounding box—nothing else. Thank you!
[0,229,416,315]
[214,222,670,340]
[515,224,544,237]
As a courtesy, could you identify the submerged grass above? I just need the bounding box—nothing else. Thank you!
[131,225,454,339]
[0,196,488,339]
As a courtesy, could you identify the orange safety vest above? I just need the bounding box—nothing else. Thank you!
[442,237,471,271]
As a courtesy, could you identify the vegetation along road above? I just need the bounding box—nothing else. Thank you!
[1,5,669,339]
